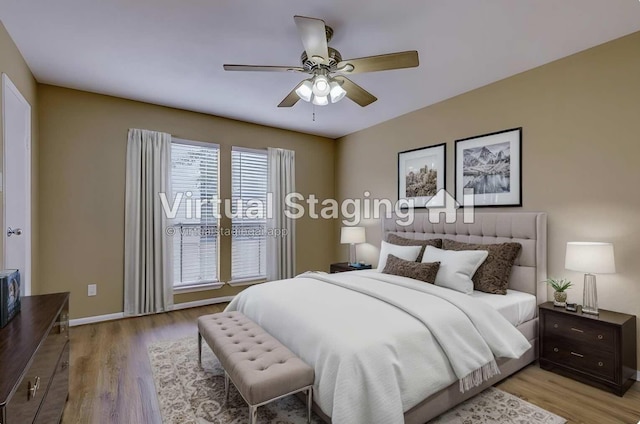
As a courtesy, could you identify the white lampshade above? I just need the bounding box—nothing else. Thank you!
[312,94,328,106]
[329,81,347,103]
[312,75,331,97]
[295,80,313,102]
[341,226,366,244]
[565,242,616,274]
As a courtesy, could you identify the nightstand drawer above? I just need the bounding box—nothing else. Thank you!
[544,313,615,352]
[542,340,616,382]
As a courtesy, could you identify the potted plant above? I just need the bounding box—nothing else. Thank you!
[544,278,573,307]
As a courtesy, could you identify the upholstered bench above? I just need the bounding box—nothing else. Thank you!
[197,311,314,424]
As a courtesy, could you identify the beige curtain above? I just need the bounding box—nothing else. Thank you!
[266,148,296,280]
[124,128,173,316]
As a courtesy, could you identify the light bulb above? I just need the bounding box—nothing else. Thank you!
[312,75,331,97]
[329,81,347,103]
[312,94,329,106]
[295,80,313,102]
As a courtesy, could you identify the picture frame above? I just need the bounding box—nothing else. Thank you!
[455,127,522,207]
[0,269,21,328]
[398,143,446,208]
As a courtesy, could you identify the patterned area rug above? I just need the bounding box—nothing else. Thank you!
[148,337,566,424]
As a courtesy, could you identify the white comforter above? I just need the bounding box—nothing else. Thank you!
[226,270,530,424]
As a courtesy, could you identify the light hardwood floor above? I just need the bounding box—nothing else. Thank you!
[63,304,640,424]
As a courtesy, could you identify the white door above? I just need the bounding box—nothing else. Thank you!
[2,74,31,296]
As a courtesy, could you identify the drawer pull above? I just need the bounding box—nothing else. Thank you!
[597,335,603,340]
[570,327,584,333]
[28,376,41,400]
[553,347,559,353]
[570,352,584,358]
[598,361,604,367]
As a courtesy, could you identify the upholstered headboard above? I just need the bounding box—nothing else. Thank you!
[382,212,547,303]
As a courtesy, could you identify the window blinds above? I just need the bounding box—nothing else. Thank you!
[231,147,268,281]
[171,141,219,286]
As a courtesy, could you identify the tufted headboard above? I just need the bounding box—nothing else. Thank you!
[382,212,547,303]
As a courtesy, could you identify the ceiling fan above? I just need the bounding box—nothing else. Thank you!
[223,16,419,108]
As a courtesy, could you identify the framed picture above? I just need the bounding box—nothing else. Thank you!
[455,127,522,207]
[398,143,446,208]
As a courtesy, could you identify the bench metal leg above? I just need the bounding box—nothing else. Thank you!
[198,332,202,366]
[249,404,258,424]
[224,372,230,405]
[306,387,312,424]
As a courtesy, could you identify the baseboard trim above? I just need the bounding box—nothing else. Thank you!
[69,312,124,327]
[69,296,235,327]
[171,296,235,311]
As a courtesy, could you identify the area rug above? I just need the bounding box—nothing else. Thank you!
[148,337,566,424]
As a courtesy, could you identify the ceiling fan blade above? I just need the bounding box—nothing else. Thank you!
[277,82,304,108]
[224,64,305,72]
[333,76,377,107]
[294,15,329,65]
[337,50,419,74]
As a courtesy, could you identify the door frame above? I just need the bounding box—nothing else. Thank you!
[2,73,32,295]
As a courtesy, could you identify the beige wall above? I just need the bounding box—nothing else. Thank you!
[0,21,39,292]
[336,32,640,368]
[37,85,335,319]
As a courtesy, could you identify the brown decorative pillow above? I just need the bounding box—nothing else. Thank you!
[442,239,521,295]
[386,234,442,262]
[382,254,440,284]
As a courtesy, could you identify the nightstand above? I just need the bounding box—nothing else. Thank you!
[330,262,372,273]
[539,302,637,396]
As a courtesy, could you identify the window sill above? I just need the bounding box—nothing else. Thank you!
[227,277,267,287]
[173,281,225,294]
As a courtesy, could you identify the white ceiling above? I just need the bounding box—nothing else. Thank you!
[2,1,640,139]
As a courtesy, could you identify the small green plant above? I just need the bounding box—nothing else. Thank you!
[544,278,573,292]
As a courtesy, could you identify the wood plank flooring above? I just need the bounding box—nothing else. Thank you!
[63,304,227,424]
[63,304,640,424]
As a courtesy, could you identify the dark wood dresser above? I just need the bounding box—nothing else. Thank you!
[539,301,636,396]
[0,293,70,423]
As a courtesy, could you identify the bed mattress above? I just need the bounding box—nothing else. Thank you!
[470,289,537,327]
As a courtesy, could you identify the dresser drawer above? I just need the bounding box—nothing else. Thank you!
[543,312,615,352]
[542,339,616,382]
[4,310,68,423]
[34,342,69,424]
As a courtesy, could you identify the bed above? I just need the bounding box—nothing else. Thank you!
[227,212,547,424]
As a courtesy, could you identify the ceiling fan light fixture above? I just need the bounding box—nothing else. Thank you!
[329,80,347,103]
[295,79,314,102]
[312,94,329,106]
[312,75,331,97]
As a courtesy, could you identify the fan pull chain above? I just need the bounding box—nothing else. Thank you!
[312,104,316,122]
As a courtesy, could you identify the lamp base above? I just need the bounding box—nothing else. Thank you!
[582,273,598,315]
[348,244,357,267]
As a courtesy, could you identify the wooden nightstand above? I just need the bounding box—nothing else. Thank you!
[539,302,637,396]
[330,262,372,273]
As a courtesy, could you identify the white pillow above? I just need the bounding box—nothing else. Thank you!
[421,246,488,294]
[376,241,422,271]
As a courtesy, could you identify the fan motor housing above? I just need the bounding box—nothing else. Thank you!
[301,47,342,72]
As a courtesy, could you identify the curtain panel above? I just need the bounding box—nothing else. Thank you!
[124,128,173,316]
[266,148,296,280]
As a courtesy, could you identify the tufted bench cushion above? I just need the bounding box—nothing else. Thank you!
[198,311,314,409]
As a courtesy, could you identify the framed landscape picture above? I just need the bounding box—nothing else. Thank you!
[398,143,446,208]
[455,127,522,207]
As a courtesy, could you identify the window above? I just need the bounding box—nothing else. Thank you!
[231,147,268,282]
[170,139,219,287]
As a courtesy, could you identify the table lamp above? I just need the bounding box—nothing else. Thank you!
[341,227,366,266]
[565,242,616,315]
